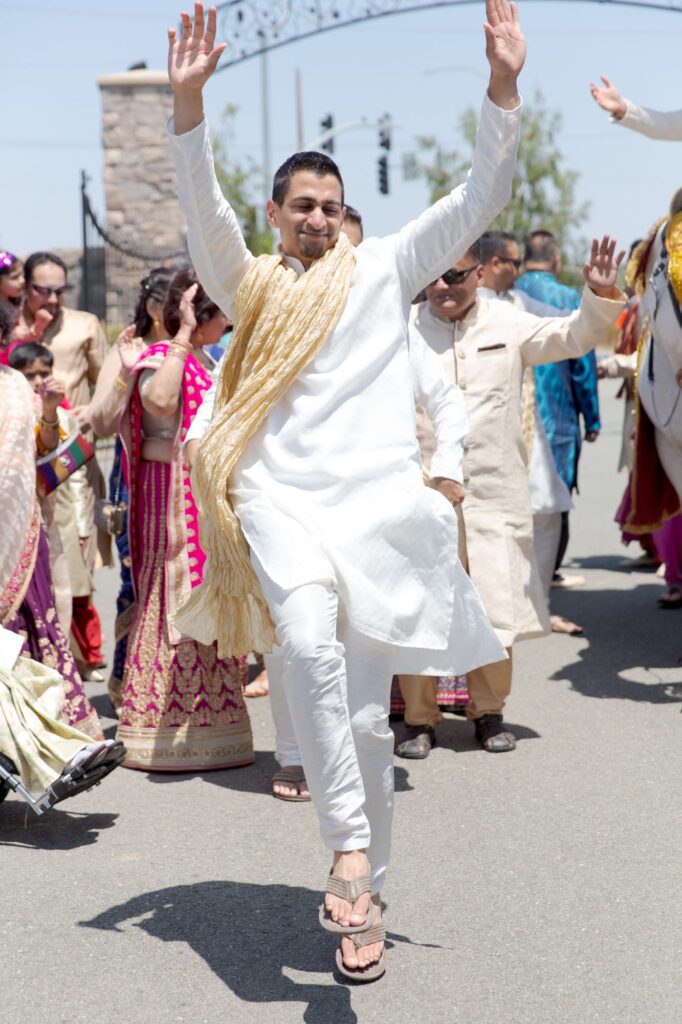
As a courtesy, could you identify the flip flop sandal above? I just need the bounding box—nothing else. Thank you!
[658,587,682,609]
[335,920,387,983]
[319,872,376,935]
[271,768,311,803]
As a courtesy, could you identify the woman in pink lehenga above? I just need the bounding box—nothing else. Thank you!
[116,271,253,772]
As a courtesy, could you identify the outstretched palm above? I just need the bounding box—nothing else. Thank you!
[583,236,625,297]
[589,76,626,118]
[484,0,526,78]
[168,3,226,92]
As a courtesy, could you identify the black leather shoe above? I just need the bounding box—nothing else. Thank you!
[474,714,516,753]
[395,724,436,759]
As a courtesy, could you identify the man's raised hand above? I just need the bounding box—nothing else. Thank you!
[484,0,526,102]
[589,76,627,120]
[168,3,226,95]
[583,236,626,298]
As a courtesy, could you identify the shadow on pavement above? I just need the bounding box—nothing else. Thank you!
[550,584,682,704]
[569,554,661,575]
[0,804,118,849]
[141,753,415,795]
[80,880,434,1023]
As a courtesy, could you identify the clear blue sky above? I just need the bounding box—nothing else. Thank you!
[2,1,681,266]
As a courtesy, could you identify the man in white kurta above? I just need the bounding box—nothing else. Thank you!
[410,238,625,753]
[167,1,525,980]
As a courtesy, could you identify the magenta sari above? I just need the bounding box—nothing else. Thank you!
[116,344,252,772]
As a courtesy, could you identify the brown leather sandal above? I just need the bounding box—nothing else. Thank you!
[335,920,387,983]
[271,768,311,802]
[319,872,376,934]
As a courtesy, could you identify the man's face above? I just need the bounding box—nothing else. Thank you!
[341,219,362,247]
[25,262,67,318]
[425,257,483,321]
[19,359,51,393]
[267,171,344,267]
[481,240,522,294]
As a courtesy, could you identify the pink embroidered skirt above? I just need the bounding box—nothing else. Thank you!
[117,461,253,772]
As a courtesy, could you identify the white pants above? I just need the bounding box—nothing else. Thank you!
[533,511,563,601]
[254,564,396,894]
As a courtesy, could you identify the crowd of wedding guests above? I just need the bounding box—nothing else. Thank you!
[0,205,680,804]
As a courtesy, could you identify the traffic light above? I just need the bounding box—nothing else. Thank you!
[378,114,392,151]
[378,155,389,195]
[320,114,334,154]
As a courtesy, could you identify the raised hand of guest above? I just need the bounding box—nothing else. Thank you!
[39,376,66,420]
[178,283,198,337]
[589,76,627,120]
[117,324,147,373]
[168,4,226,133]
[583,236,626,298]
[484,0,526,109]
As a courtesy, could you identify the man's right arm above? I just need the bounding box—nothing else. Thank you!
[617,101,682,142]
[168,5,253,316]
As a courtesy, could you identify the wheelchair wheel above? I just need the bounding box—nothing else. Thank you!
[0,752,18,804]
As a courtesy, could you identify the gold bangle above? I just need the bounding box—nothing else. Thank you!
[170,340,191,353]
[113,375,128,392]
[167,346,190,361]
[39,416,59,428]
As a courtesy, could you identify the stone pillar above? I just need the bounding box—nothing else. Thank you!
[97,69,187,324]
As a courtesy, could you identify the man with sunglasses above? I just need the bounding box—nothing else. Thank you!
[406,235,625,755]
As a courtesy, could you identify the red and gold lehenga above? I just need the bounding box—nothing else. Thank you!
[116,344,253,772]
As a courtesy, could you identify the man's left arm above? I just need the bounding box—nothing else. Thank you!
[518,237,626,367]
[394,1,525,300]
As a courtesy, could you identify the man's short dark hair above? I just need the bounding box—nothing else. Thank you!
[24,251,68,284]
[524,230,559,265]
[8,341,54,370]
[344,205,362,228]
[272,152,344,207]
[478,230,518,264]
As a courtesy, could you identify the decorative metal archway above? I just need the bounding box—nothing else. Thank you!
[215,0,682,70]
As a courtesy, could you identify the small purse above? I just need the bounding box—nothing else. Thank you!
[94,456,127,537]
[36,431,94,496]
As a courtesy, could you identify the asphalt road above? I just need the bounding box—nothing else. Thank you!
[2,381,681,1024]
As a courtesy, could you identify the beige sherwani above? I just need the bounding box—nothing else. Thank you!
[412,288,625,650]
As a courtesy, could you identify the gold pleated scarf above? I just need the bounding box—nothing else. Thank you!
[174,232,356,657]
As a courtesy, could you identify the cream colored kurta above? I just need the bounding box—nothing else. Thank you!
[616,101,682,141]
[411,289,625,647]
[170,94,521,675]
[27,307,107,410]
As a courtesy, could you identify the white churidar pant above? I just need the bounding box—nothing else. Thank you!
[253,560,396,894]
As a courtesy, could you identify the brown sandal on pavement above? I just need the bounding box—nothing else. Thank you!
[335,920,387,983]
[550,614,584,636]
[474,714,517,753]
[271,768,311,802]
[319,872,376,935]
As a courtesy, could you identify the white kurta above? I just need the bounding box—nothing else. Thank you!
[616,101,682,141]
[637,225,682,500]
[170,95,521,674]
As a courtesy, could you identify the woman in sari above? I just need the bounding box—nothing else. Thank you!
[115,269,253,771]
[0,316,101,740]
[88,267,174,710]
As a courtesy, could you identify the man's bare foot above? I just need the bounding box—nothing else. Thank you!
[340,894,384,970]
[324,849,372,929]
[244,669,269,698]
[550,614,584,636]
[271,766,310,800]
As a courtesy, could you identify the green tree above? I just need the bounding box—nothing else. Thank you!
[213,104,274,256]
[413,90,590,271]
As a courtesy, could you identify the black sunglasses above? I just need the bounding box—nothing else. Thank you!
[30,283,72,298]
[497,257,523,269]
[431,265,480,287]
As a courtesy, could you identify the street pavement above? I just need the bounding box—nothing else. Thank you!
[2,381,681,1024]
